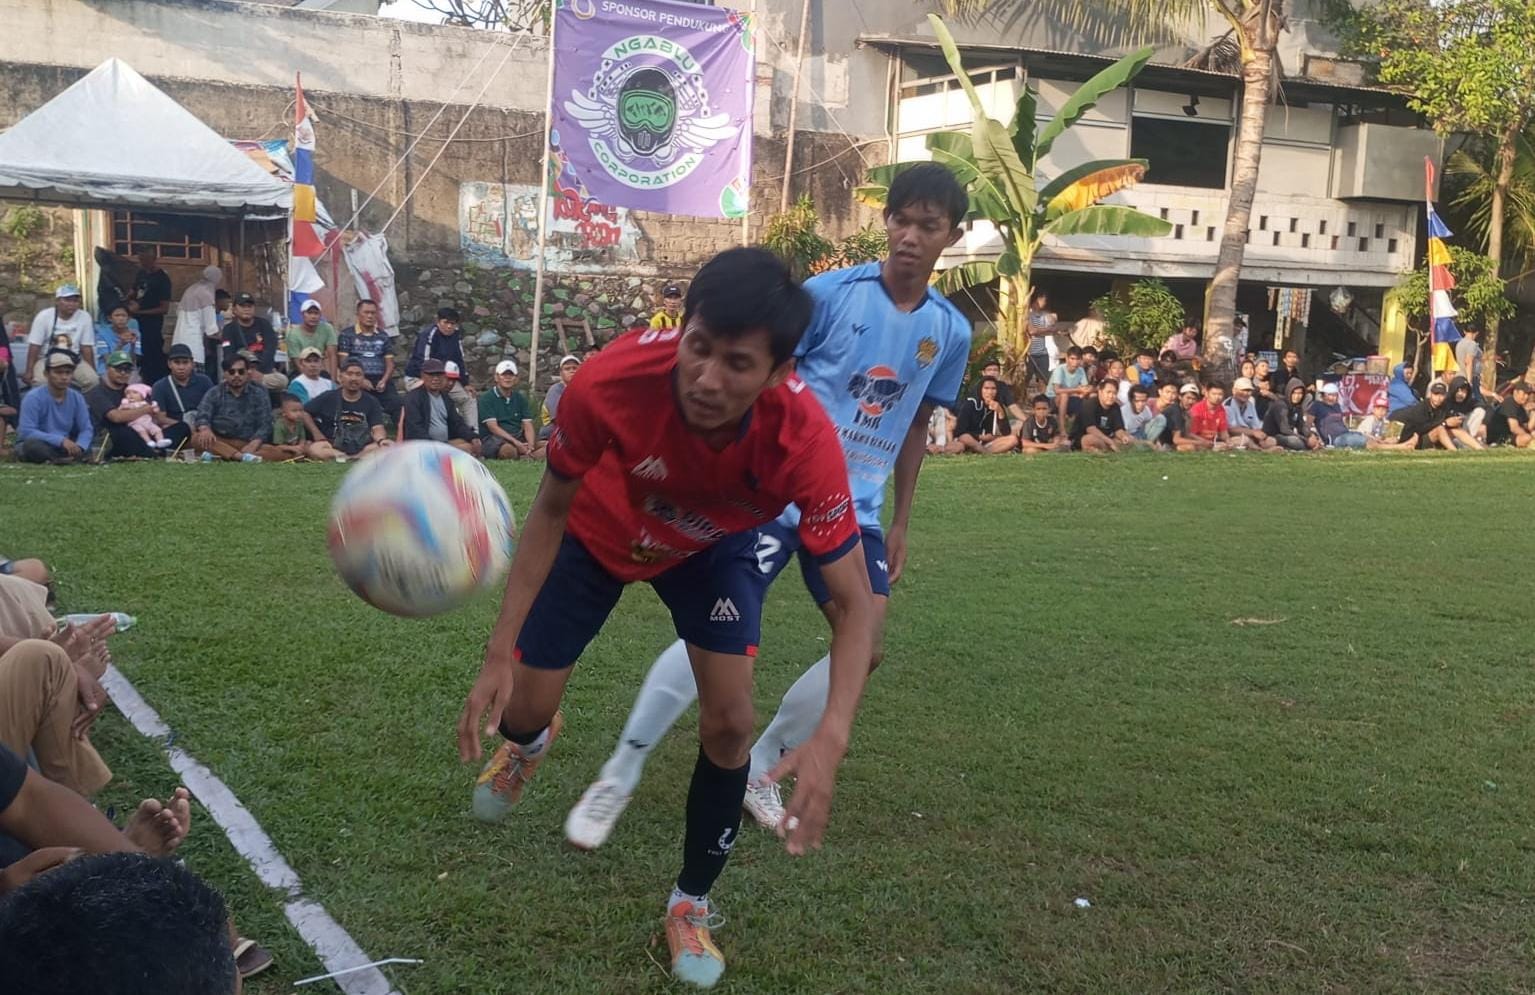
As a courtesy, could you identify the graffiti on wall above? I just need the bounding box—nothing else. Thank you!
[459,181,647,273]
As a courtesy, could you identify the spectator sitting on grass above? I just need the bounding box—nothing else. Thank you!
[302,359,391,462]
[539,354,582,441]
[338,299,400,421]
[24,286,97,390]
[1276,350,1306,392]
[1444,377,1487,449]
[269,394,312,460]
[1120,383,1165,446]
[1017,394,1068,453]
[189,355,279,463]
[1224,377,1279,450]
[84,352,183,460]
[1263,378,1322,451]
[1252,358,1277,417]
[151,344,214,449]
[976,359,1026,429]
[1131,349,1158,390]
[925,405,955,454]
[1047,346,1092,430]
[16,350,92,465]
[953,376,1018,453]
[402,359,480,455]
[1189,381,1234,449]
[0,347,22,452]
[1160,382,1211,452]
[1308,382,1368,449]
[285,348,333,405]
[1388,361,1418,416]
[1072,379,1130,452]
[478,360,537,460]
[1486,381,1533,447]
[1395,381,1456,450]
[95,304,140,377]
[1156,350,1182,385]
[1102,358,1129,402]
[1080,346,1102,383]
[1356,397,1420,450]
[405,308,475,426]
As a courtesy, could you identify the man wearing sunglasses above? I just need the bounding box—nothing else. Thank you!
[188,355,283,463]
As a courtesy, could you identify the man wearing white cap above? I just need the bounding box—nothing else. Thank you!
[1224,377,1279,450]
[25,286,98,390]
[478,359,536,460]
[538,354,581,442]
[284,299,338,380]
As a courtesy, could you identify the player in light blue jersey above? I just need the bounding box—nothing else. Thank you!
[566,164,971,876]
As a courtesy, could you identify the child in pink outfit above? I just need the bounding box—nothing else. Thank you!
[119,383,172,449]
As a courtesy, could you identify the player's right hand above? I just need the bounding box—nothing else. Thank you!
[457,661,515,762]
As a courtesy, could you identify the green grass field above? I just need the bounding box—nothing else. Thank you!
[6,451,1535,994]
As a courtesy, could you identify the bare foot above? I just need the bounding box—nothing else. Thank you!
[123,788,192,856]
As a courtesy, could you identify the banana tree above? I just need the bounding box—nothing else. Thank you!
[855,13,1172,362]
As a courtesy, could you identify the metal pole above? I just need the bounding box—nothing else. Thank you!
[778,0,811,213]
[741,0,758,246]
[528,21,559,407]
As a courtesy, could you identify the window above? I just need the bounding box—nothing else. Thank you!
[112,211,208,261]
[1129,118,1229,189]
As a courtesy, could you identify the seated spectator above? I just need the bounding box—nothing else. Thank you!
[302,360,392,462]
[1444,377,1486,449]
[1189,381,1233,449]
[0,346,20,451]
[284,298,338,379]
[1120,383,1165,446]
[338,299,401,421]
[1486,381,1534,447]
[0,625,113,799]
[1080,346,1101,383]
[269,394,312,460]
[1103,358,1129,402]
[94,304,141,376]
[24,285,98,390]
[925,404,954,454]
[0,852,236,995]
[402,359,480,455]
[1251,359,1277,419]
[1072,379,1131,452]
[0,557,50,590]
[151,344,214,446]
[286,348,334,405]
[478,360,537,460]
[539,354,582,441]
[1161,382,1212,452]
[1309,382,1368,449]
[1356,397,1420,450]
[16,350,92,464]
[1395,381,1456,450]
[83,352,182,460]
[1387,361,1418,416]
[952,376,1018,453]
[1275,349,1306,391]
[1224,377,1279,450]
[405,308,476,426]
[1239,359,1256,383]
[1156,350,1182,384]
[976,359,1026,428]
[221,293,287,392]
[1130,349,1158,390]
[1162,322,1200,362]
[189,355,280,463]
[1017,394,1068,453]
[1263,378,1322,451]
[1047,346,1092,430]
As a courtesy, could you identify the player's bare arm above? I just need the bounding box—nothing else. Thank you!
[886,400,934,585]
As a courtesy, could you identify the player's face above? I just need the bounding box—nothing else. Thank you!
[884,201,960,282]
[674,320,787,432]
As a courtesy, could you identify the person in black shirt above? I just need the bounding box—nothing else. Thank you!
[302,359,393,460]
[1160,382,1210,452]
[1017,394,1068,453]
[975,359,1025,429]
[221,293,280,376]
[1071,378,1129,451]
[1486,381,1533,447]
[129,249,173,383]
[83,353,184,460]
[1393,381,1456,450]
[953,376,1017,453]
[0,344,19,445]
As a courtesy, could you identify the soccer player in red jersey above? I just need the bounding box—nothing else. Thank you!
[456,247,876,988]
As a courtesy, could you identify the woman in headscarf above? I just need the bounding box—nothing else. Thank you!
[172,266,222,374]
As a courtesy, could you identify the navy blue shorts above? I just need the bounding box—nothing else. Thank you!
[514,532,765,670]
[752,521,889,606]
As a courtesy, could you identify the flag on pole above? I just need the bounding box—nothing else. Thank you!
[1424,156,1462,374]
[289,74,326,321]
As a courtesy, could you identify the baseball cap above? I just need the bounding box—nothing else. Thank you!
[1372,396,1390,407]
[1320,382,1340,396]
[495,359,518,376]
[299,299,322,313]
[559,354,581,367]
[166,343,195,361]
[44,349,76,369]
[105,350,133,369]
[298,346,323,360]
[1233,377,1254,391]
[1429,381,1449,394]
[444,361,462,380]
[55,284,81,298]
[662,283,682,298]
[235,292,256,305]
[420,358,446,375]
[1179,382,1201,396]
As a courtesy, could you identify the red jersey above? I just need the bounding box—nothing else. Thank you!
[1189,398,1229,439]
[546,330,858,581]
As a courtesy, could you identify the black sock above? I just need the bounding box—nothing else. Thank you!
[676,747,749,898]
[498,719,543,745]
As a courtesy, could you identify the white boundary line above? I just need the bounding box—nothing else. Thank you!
[102,665,402,995]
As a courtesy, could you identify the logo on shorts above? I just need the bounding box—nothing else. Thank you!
[875,559,888,574]
[846,365,909,430]
[631,455,669,481]
[717,827,736,853]
[710,597,740,622]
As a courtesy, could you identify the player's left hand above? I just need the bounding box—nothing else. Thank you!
[457,660,515,762]
[885,525,908,585]
[767,730,847,856]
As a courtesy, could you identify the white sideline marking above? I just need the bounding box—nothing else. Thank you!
[103,665,402,995]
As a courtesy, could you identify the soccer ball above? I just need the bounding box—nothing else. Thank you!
[327,442,515,617]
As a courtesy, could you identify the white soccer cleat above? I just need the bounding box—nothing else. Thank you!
[742,779,785,831]
[564,778,633,850]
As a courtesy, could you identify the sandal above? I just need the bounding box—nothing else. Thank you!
[234,938,274,980]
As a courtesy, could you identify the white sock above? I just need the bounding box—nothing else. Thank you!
[598,639,698,793]
[748,655,831,780]
[668,887,708,914]
[515,725,553,758]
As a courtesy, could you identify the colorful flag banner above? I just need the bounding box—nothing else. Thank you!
[289,74,326,322]
[551,0,755,218]
[1424,157,1462,373]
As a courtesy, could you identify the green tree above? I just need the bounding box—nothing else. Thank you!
[1336,0,1535,388]
[1094,278,1186,355]
[941,0,1288,372]
[762,195,888,281]
[1449,128,1535,284]
[1394,243,1514,375]
[856,15,1171,365]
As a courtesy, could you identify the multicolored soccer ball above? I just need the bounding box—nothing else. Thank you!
[327,442,515,617]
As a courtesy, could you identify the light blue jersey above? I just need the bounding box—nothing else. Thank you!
[778,262,971,532]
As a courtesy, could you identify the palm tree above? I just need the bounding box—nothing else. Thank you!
[1450,129,1535,286]
[940,0,1288,373]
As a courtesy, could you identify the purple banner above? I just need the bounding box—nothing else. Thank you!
[552,0,754,218]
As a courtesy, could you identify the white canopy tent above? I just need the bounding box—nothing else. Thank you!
[0,58,290,217]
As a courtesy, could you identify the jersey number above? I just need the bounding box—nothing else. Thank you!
[637,327,680,345]
[754,533,782,575]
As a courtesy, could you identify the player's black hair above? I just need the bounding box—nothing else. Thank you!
[684,247,812,366]
[0,853,236,995]
[885,162,969,229]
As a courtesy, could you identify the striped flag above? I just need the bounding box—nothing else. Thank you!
[289,74,325,321]
[1424,156,1462,374]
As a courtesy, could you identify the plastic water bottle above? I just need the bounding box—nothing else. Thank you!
[60,612,136,632]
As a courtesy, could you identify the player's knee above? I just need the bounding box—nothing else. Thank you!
[8,638,70,682]
[11,559,50,586]
[698,697,755,763]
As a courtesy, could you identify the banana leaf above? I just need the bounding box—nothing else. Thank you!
[933,260,997,295]
[1035,46,1154,160]
[1045,204,1173,237]
[1043,161,1148,220]
[1011,86,1038,168]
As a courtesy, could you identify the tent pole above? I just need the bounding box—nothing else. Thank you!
[528,17,559,407]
